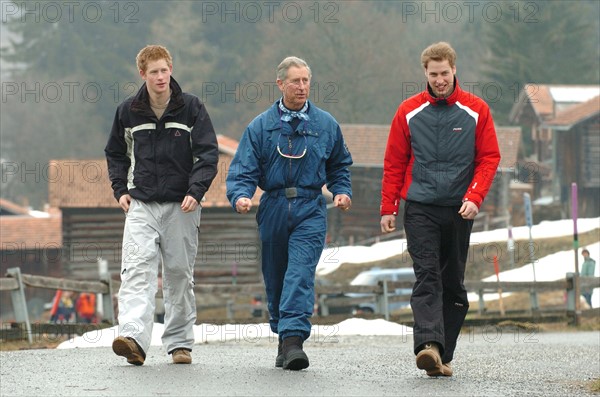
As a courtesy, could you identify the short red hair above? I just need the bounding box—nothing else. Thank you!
[136,45,173,73]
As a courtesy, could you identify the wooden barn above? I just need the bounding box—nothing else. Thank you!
[48,135,262,283]
[327,124,389,245]
[0,199,62,319]
[510,84,599,163]
[541,96,600,217]
[509,84,600,198]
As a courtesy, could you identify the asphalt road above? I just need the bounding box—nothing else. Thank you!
[1,330,599,396]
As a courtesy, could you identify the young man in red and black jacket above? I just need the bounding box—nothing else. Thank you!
[380,42,500,377]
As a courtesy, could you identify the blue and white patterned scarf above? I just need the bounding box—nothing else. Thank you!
[278,99,309,122]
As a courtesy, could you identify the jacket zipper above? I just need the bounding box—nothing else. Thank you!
[288,135,292,213]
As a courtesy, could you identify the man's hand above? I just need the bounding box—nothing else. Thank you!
[380,215,396,233]
[119,194,132,213]
[181,195,199,213]
[334,194,352,211]
[458,200,479,220]
[235,197,252,214]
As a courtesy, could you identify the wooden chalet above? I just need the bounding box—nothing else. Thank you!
[48,135,262,283]
[541,96,600,217]
[329,124,389,244]
[510,84,599,163]
[0,198,62,318]
[509,85,600,198]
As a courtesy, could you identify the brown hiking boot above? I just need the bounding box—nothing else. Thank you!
[112,336,145,366]
[426,361,453,377]
[416,343,443,376]
[172,349,192,364]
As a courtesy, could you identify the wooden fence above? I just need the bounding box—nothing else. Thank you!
[1,267,598,343]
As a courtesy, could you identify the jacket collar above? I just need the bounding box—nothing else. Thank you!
[130,76,185,116]
[265,99,320,133]
[425,76,462,106]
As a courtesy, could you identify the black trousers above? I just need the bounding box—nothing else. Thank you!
[404,201,473,363]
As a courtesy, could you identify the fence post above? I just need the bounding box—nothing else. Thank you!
[226,300,234,320]
[318,294,329,317]
[566,272,577,324]
[478,289,485,315]
[6,267,32,344]
[98,259,115,325]
[530,288,540,317]
[377,280,390,321]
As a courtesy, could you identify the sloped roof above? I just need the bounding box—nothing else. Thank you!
[216,134,239,156]
[48,159,117,208]
[0,198,30,216]
[509,84,600,123]
[339,124,520,170]
[0,209,62,248]
[49,135,251,209]
[202,153,263,207]
[541,96,600,131]
[340,124,390,166]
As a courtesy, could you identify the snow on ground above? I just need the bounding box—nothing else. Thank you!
[316,217,600,275]
[58,319,413,349]
[467,241,600,306]
[58,218,598,349]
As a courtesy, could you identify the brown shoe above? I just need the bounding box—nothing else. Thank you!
[172,349,192,364]
[112,336,145,366]
[416,343,443,376]
[426,362,453,377]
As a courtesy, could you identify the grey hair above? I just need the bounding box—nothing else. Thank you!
[276,56,312,81]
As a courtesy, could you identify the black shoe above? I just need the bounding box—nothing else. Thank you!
[282,336,309,371]
[275,339,284,368]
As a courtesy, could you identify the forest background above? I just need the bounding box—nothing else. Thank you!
[1,0,599,208]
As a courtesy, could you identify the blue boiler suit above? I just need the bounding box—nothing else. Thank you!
[226,100,352,340]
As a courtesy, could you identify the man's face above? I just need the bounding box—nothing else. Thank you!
[583,251,590,259]
[425,59,456,98]
[140,59,172,97]
[277,66,310,110]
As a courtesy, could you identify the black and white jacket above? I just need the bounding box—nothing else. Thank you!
[105,77,219,204]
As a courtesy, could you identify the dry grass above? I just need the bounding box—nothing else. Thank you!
[0,335,70,351]
[321,228,600,285]
[3,230,598,353]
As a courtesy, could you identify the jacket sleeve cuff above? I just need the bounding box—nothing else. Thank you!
[462,196,482,209]
[114,189,129,202]
[333,191,352,199]
[380,203,399,216]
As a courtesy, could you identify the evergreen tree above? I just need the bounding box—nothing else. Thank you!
[481,0,600,124]
[0,1,168,207]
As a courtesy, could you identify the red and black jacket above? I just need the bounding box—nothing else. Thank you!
[380,79,501,216]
